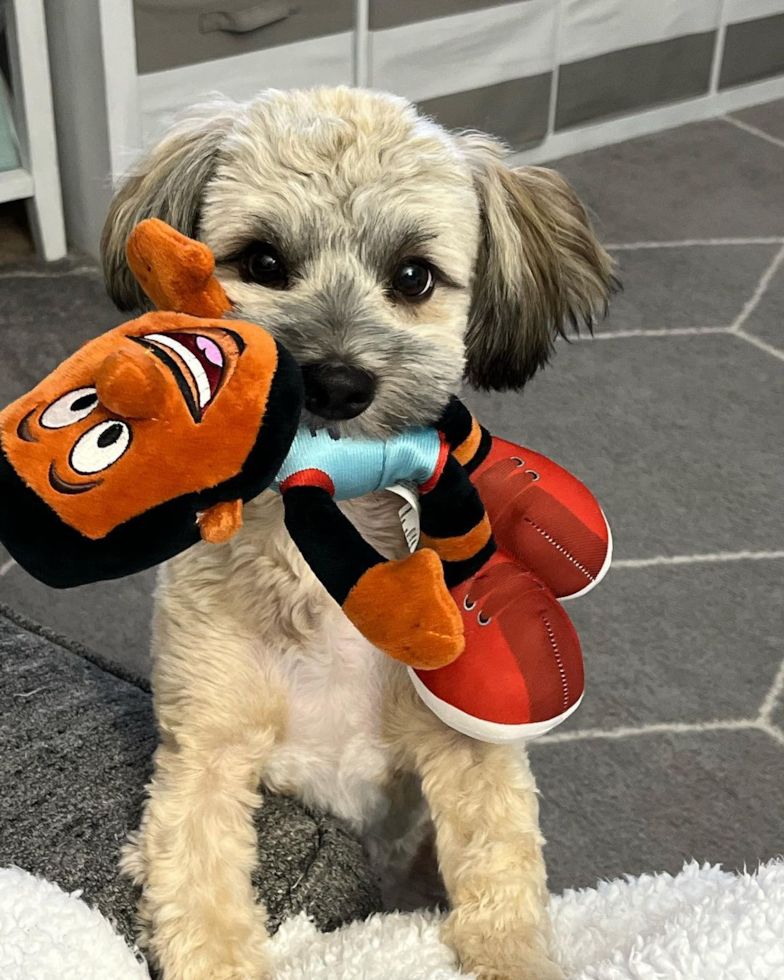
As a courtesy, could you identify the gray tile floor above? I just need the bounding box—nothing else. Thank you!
[1,102,783,894]
[492,103,784,892]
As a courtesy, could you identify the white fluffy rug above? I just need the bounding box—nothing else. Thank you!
[0,867,150,980]
[2,861,784,979]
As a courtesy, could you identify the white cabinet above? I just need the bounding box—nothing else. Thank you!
[45,0,784,257]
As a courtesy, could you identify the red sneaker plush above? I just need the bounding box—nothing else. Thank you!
[409,552,584,742]
[471,437,612,601]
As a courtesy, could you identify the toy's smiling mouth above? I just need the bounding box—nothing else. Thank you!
[132,330,234,422]
[48,462,101,495]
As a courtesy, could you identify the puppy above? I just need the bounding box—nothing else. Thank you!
[102,87,613,980]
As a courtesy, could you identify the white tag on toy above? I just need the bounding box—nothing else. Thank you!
[387,484,420,553]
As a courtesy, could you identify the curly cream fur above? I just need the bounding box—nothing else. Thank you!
[103,87,613,980]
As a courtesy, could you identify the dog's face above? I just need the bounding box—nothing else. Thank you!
[202,92,479,438]
[103,88,615,438]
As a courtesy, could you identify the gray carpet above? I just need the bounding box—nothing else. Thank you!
[0,604,381,943]
[1,102,783,898]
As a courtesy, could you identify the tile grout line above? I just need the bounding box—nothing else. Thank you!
[533,718,784,749]
[606,237,784,250]
[758,656,784,724]
[734,329,784,365]
[0,265,100,280]
[611,550,784,570]
[585,326,730,341]
[760,721,784,746]
[532,718,756,747]
[723,114,784,152]
[730,243,784,332]
[756,720,784,747]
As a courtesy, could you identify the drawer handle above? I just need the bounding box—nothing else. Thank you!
[199,1,292,34]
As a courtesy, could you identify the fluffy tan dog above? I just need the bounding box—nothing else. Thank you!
[102,87,614,980]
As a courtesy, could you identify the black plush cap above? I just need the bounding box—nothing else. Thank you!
[0,341,303,588]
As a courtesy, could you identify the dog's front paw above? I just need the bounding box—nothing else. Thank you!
[458,950,565,980]
[208,968,273,980]
[444,913,564,980]
[470,954,565,980]
[141,898,272,980]
[151,934,273,980]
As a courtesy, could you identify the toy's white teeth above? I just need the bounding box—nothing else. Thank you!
[144,333,212,408]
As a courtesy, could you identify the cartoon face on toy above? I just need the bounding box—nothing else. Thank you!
[0,311,280,539]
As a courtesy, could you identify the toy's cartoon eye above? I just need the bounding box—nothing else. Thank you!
[40,387,99,429]
[69,420,131,474]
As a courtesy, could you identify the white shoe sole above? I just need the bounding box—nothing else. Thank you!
[408,668,584,743]
[559,509,613,602]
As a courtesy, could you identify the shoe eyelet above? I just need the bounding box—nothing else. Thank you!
[477,611,492,626]
[511,456,525,467]
[463,596,477,611]
[526,470,540,481]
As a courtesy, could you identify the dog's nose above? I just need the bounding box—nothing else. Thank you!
[301,362,377,420]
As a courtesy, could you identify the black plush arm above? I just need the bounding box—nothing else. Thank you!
[281,484,385,606]
[435,396,492,473]
[418,453,495,589]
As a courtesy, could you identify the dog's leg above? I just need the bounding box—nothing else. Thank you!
[393,686,563,980]
[123,612,286,980]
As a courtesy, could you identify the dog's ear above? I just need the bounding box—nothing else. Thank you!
[460,134,616,391]
[101,100,240,312]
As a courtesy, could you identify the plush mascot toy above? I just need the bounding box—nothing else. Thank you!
[0,219,611,742]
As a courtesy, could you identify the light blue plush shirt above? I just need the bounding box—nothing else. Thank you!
[273,426,442,500]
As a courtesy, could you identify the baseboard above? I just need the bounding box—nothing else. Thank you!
[510,74,784,165]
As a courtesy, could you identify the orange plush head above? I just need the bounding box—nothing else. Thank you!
[0,221,302,587]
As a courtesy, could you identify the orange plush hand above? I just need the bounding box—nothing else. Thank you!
[126,218,231,318]
[198,499,244,544]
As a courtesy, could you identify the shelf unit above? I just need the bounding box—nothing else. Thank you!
[0,166,32,203]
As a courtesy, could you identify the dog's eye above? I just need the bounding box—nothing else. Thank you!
[239,242,289,290]
[391,259,435,302]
